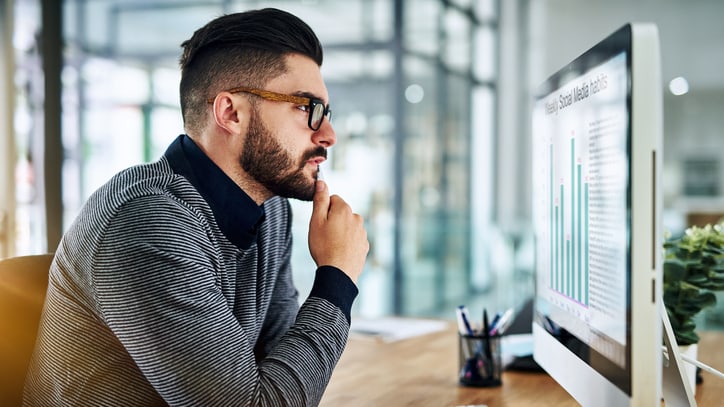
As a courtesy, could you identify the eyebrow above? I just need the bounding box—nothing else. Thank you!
[294,90,327,104]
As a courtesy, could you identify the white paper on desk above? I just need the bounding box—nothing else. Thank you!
[500,333,534,366]
[501,333,534,356]
[349,317,449,342]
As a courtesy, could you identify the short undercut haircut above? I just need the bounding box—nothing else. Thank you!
[179,8,324,136]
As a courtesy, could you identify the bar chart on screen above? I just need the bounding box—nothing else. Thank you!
[532,53,631,348]
[540,109,629,330]
[548,134,590,307]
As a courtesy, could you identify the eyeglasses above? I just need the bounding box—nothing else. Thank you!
[207,86,332,131]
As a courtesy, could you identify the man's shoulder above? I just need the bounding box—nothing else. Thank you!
[110,158,177,190]
[99,158,197,204]
[79,158,206,223]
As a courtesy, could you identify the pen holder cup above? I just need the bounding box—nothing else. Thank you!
[458,333,502,387]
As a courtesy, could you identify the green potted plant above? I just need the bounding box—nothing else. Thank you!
[663,221,724,346]
[662,221,724,392]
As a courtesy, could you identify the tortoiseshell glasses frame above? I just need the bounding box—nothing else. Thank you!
[207,86,331,131]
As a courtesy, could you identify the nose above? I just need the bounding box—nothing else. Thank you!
[312,119,336,148]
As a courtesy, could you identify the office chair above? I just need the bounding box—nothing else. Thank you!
[0,253,53,407]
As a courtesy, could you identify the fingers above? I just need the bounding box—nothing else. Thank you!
[311,180,329,222]
[308,190,369,283]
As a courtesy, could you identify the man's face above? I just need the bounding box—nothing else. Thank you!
[240,108,326,201]
[238,53,335,201]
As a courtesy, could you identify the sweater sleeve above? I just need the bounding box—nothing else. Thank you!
[255,199,359,359]
[94,195,354,406]
[254,200,299,360]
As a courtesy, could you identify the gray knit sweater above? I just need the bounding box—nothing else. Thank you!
[23,135,358,406]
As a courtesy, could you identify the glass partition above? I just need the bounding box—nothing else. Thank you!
[11,0,501,319]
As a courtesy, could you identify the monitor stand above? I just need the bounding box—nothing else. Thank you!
[661,302,697,407]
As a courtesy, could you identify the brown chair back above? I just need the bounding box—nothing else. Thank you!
[0,254,53,407]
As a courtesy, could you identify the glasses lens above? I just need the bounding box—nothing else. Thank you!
[310,102,325,130]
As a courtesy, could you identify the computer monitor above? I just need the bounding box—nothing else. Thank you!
[531,23,663,406]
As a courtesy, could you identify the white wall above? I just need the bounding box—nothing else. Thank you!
[528,0,724,91]
[0,1,16,258]
[498,0,724,232]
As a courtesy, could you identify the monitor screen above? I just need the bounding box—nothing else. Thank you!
[531,23,662,406]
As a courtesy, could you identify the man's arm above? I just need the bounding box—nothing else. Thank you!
[96,194,353,406]
[308,179,369,284]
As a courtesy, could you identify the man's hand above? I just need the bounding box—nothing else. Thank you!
[308,180,369,283]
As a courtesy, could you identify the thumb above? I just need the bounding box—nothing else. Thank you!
[311,179,329,222]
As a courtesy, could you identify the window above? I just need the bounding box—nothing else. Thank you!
[9,0,501,319]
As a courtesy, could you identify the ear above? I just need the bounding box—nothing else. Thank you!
[210,92,248,135]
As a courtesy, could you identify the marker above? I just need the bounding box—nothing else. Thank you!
[490,308,514,336]
[483,309,490,338]
[482,309,493,365]
[456,306,469,335]
[488,312,501,333]
[457,305,474,335]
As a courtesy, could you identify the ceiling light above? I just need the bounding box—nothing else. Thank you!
[669,77,689,96]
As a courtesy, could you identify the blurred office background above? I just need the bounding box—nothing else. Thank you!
[1,0,723,325]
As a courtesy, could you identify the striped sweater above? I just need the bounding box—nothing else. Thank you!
[24,135,358,406]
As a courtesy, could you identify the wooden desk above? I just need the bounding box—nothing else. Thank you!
[320,323,723,406]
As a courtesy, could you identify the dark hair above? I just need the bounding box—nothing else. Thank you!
[179,8,324,136]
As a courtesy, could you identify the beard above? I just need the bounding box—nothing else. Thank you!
[240,109,326,201]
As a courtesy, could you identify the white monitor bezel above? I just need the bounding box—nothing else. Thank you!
[531,22,662,406]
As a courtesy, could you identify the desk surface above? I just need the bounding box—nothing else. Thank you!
[320,322,723,406]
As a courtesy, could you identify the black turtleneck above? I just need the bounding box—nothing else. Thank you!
[164,134,264,249]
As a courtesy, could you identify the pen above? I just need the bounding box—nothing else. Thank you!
[483,309,492,361]
[483,309,490,338]
[457,305,477,335]
[488,312,501,333]
[490,308,514,336]
[460,306,474,335]
[456,306,472,335]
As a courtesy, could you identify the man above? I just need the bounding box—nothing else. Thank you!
[24,8,369,406]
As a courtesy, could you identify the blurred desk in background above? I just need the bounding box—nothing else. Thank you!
[321,321,723,406]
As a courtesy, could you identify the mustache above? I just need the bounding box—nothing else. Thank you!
[300,146,327,167]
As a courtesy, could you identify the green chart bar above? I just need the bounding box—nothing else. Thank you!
[584,183,589,305]
[550,144,555,292]
[548,141,589,306]
[560,184,565,295]
[577,163,582,302]
[570,138,575,301]
[555,206,559,291]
